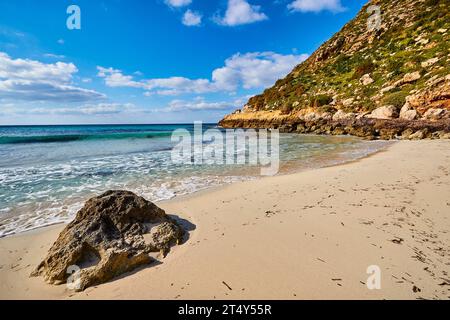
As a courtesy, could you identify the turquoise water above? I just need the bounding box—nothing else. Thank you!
[0,124,389,237]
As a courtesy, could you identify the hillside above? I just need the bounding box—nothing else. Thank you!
[219,0,450,140]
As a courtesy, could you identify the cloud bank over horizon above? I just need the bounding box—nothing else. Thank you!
[0,52,105,103]
[97,51,308,96]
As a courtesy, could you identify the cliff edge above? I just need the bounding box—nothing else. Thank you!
[219,0,450,140]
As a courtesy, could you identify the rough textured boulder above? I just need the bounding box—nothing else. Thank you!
[369,105,399,120]
[360,74,374,86]
[421,57,439,68]
[31,190,185,291]
[406,79,450,114]
[422,108,448,120]
[394,71,421,87]
[399,104,418,120]
[300,111,332,122]
[332,110,357,121]
[409,130,426,140]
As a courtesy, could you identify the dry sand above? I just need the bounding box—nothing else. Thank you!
[1,140,449,300]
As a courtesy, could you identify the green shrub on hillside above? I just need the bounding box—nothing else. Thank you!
[311,94,333,108]
[280,104,293,115]
[352,61,376,79]
[334,54,352,74]
[232,0,450,116]
[382,91,408,108]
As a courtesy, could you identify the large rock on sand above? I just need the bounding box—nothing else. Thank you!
[31,190,184,291]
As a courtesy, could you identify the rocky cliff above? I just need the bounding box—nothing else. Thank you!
[219,0,450,140]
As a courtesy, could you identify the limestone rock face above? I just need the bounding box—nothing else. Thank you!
[380,85,395,94]
[219,0,450,141]
[360,74,374,86]
[400,110,418,121]
[403,71,421,83]
[369,105,399,119]
[406,79,450,114]
[31,190,185,291]
[299,111,333,122]
[409,130,426,140]
[399,104,418,120]
[394,71,421,87]
[332,110,357,121]
[422,108,448,120]
[421,57,439,68]
[242,104,254,113]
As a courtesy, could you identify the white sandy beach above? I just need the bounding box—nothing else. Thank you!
[0,140,449,300]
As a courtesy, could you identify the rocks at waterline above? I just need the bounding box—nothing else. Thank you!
[218,111,450,141]
[31,190,185,291]
[332,110,357,121]
[368,105,399,120]
[422,108,449,121]
[399,104,418,121]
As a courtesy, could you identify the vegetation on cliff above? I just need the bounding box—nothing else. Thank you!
[220,0,450,139]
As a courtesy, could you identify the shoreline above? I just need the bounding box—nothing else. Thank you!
[219,112,450,141]
[0,135,392,239]
[163,139,394,205]
[1,140,449,299]
[0,141,391,241]
[2,140,393,239]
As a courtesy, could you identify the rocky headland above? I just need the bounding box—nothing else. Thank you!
[220,0,450,140]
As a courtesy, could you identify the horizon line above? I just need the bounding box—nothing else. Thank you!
[0,122,219,127]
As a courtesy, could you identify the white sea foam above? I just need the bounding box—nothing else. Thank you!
[0,133,391,238]
[0,174,254,237]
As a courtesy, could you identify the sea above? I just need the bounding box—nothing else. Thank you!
[0,124,390,237]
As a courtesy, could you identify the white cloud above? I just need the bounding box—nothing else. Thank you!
[57,39,65,45]
[0,81,105,102]
[166,97,236,112]
[288,0,345,13]
[182,10,202,26]
[73,103,135,115]
[0,52,76,82]
[212,52,309,90]
[97,51,308,95]
[8,103,136,116]
[44,53,66,59]
[97,66,214,94]
[97,66,142,88]
[165,0,192,8]
[0,27,26,39]
[0,52,105,102]
[145,77,213,94]
[216,0,268,26]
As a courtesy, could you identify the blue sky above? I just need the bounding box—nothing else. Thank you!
[0,0,367,125]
